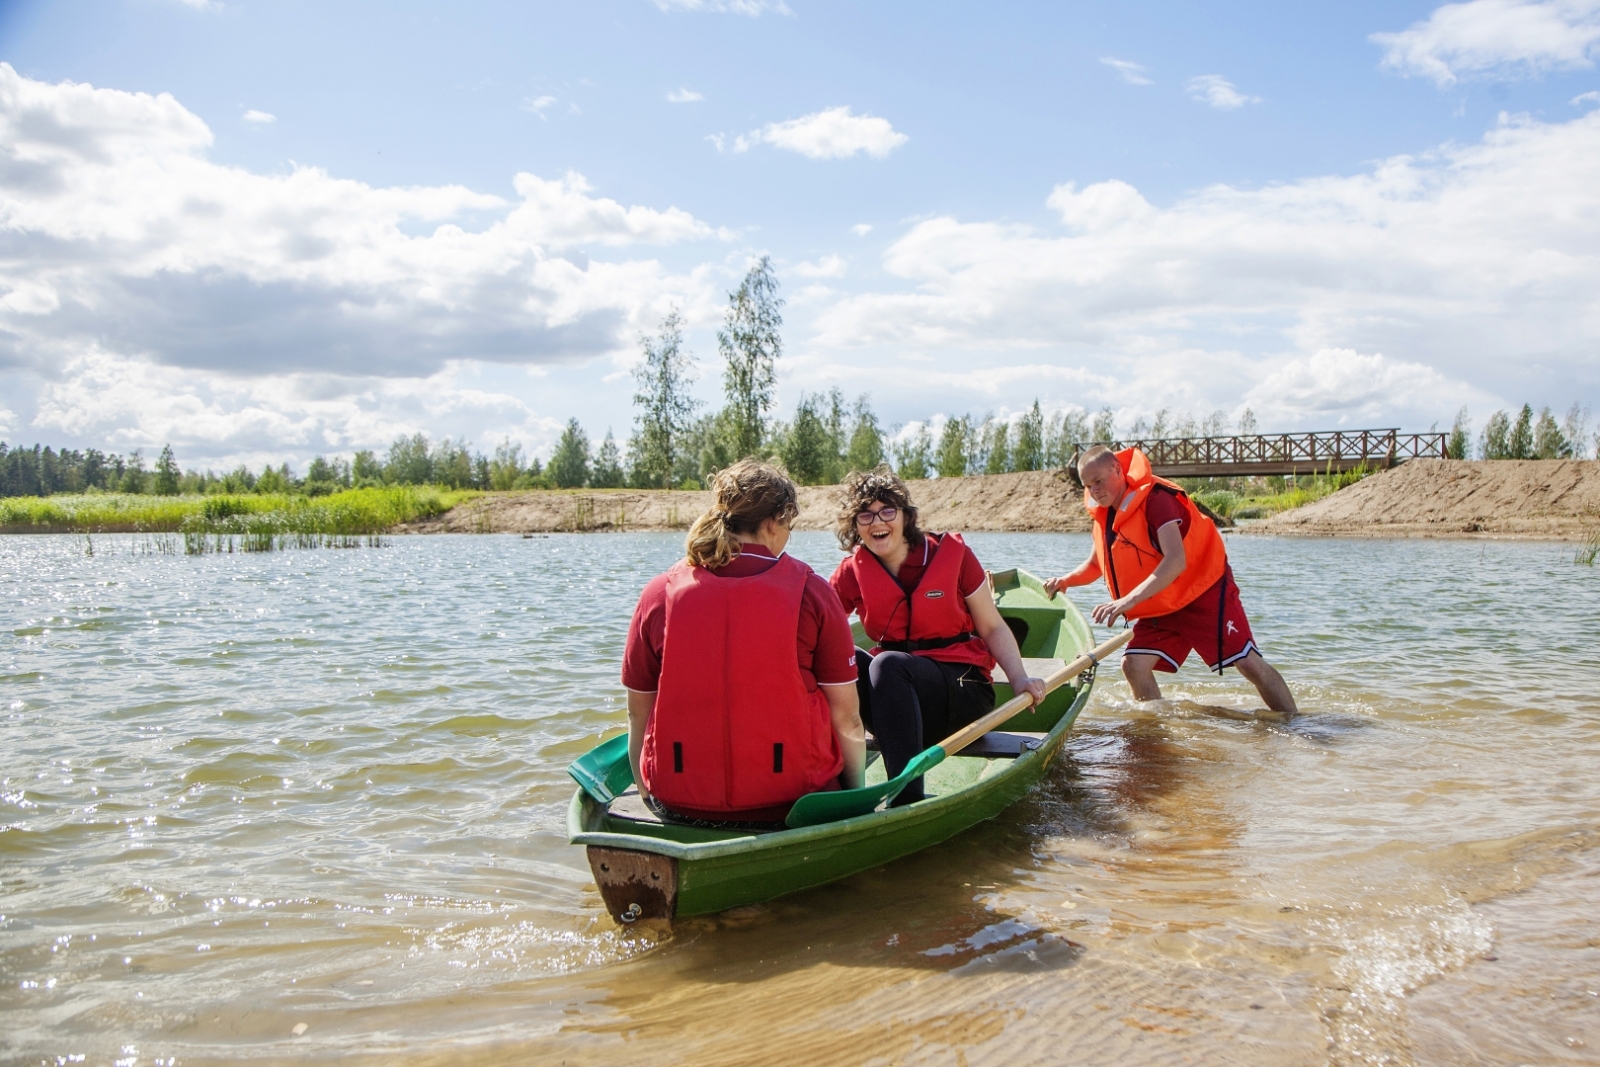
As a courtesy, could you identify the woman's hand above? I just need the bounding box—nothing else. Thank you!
[1042,575,1068,598]
[1016,676,1047,709]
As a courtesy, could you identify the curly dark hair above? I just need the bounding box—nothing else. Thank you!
[834,466,926,552]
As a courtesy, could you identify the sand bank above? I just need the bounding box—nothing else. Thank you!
[403,459,1600,541]
[1247,458,1600,540]
[400,469,1091,535]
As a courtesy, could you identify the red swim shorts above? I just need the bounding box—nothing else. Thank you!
[1126,569,1257,673]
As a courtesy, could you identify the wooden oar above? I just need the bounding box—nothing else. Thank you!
[784,627,1136,828]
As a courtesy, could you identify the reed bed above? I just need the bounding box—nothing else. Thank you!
[1194,466,1372,522]
[1,486,476,552]
[1577,524,1600,566]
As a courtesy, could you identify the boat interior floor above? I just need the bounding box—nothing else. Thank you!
[605,730,1047,831]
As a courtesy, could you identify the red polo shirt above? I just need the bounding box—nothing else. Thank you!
[622,544,859,694]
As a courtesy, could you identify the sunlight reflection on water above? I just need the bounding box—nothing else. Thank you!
[2,531,1597,1065]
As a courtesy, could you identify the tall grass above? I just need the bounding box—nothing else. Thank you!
[0,486,477,551]
[1193,464,1373,521]
[1577,525,1600,566]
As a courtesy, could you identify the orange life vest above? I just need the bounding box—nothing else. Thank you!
[1086,448,1227,618]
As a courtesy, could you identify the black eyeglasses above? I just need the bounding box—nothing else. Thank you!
[854,506,898,526]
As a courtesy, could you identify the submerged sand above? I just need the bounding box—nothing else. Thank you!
[404,460,1600,541]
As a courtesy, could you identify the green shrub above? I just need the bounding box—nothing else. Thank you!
[0,486,477,544]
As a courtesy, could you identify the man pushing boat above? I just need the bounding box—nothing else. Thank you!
[1043,445,1298,715]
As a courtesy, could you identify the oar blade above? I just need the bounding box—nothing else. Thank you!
[784,747,946,829]
[567,733,633,805]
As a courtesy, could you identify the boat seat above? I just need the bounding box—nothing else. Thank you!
[604,788,787,834]
[1020,657,1067,678]
[867,730,1045,759]
[957,731,1047,758]
[607,787,665,825]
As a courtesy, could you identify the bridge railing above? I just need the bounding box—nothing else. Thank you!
[1069,429,1448,478]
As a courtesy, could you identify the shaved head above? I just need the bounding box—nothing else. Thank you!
[1079,445,1118,474]
[1078,446,1127,509]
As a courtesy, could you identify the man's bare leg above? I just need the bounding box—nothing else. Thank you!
[1121,653,1165,701]
[1233,651,1299,716]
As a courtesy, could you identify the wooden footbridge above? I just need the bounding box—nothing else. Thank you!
[1078,428,1448,479]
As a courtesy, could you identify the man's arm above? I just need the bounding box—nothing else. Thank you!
[1043,548,1101,598]
[1092,521,1186,625]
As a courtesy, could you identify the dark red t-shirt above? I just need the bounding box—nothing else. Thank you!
[829,533,988,617]
[622,545,858,693]
[1140,486,1191,543]
[1108,486,1230,599]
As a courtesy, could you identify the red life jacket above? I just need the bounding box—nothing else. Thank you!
[642,554,842,820]
[1086,448,1228,618]
[845,532,995,674]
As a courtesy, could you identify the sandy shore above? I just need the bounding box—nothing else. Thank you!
[400,469,1093,536]
[402,460,1600,541]
[1247,459,1600,541]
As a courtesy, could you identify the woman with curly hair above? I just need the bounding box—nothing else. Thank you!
[621,459,866,824]
[829,468,1044,806]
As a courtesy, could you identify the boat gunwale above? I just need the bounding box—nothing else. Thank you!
[566,678,1093,861]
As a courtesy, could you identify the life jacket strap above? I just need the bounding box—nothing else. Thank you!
[879,631,979,653]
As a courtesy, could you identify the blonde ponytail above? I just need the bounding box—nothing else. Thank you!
[685,460,799,569]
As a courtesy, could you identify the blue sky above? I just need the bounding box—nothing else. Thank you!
[2,0,1598,469]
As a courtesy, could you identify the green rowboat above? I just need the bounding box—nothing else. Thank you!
[567,568,1099,924]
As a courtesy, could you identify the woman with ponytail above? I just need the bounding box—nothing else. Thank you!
[621,460,865,824]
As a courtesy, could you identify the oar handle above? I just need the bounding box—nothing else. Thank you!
[934,627,1136,758]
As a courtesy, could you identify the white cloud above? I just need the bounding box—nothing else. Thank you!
[1242,349,1495,428]
[667,88,704,103]
[1186,75,1260,109]
[793,254,846,278]
[0,63,723,392]
[810,109,1600,420]
[733,106,908,160]
[1575,89,1600,103]
[1100,57,1152,85]
[851,223,873,236]
[1046,180,1155,232]
[1372,0,1600,86]
[27,348,567,470]
[242,109,275,124]
[520,95,558,117]
[650,0,791,14]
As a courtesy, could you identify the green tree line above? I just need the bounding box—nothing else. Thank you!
[6,254,1590,500]
[1445,403,1594,460]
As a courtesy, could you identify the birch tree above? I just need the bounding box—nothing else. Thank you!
[718,257,783,461]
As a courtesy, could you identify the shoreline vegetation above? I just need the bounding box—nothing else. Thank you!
[2,262,1594,552]
[4,462,1597,545]
[0,486,478,551]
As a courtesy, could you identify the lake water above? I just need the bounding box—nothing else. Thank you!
[3,531,1598,1067]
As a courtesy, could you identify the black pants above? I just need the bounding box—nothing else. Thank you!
[855,649,995,805]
